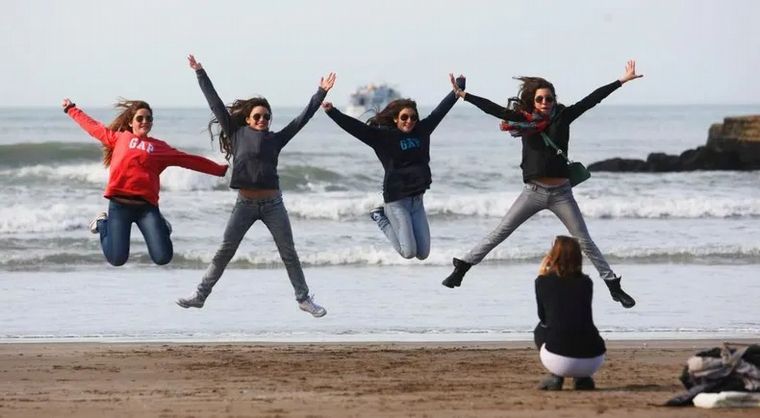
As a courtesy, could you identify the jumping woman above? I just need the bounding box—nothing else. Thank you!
[442,61,642,309]
[176,55,334,317]
[62,98,228,267]
[321,75,465,260]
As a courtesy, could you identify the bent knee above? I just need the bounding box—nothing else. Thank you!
[107,255,129,267]
[153,253,173,265]
[399,248,417,260]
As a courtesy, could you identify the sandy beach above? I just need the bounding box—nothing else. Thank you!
[1,339,758,417]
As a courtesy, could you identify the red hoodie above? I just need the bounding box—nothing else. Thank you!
[67,106,228,206]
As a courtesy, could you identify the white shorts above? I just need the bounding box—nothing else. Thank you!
[539,344,605,377]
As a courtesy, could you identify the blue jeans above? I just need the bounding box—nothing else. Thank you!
[97,200,173,266]
[461,182,615,280]
[197,194,310,302]
[374,194,430,260]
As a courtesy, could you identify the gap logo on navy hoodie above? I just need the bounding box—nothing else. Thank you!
[325,76,465,203]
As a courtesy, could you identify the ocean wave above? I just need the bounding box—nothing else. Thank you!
[0,142,101,167]
[282,193,760,220]
[2,244,759,270]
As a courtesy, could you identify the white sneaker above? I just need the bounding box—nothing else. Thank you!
[89,212,107,234]
[176,292,206,308]
[298,295,327,318]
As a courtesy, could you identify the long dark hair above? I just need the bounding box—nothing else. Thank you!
[511,76,556,114]
[367,99,418,128]
[209,97,271,161]
[539,235,583,278]
[104,100,152,167]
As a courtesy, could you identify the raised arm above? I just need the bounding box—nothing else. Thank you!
[459,86,527,122]
[417,74,466,134]
[275,72,336,147]
[161,147,229,177]
[564,60,643,123]
[61,98,119,147]
[322,102,384,147]
[189,55,236,136]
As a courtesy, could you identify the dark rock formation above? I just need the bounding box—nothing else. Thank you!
[588,115,760,172]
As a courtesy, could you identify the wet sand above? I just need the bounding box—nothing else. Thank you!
[1,340,758,417]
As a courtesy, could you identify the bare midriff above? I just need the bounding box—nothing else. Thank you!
[533,177,569,186]
[238,188,280,199]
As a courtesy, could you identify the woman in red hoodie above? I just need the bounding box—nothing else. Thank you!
[62,98,228,266]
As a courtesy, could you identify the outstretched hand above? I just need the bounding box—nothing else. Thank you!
[61,98,73,109]
[619,60,643,84]
[449,73,466,98]
[188,54,203,71]
[321,101,334,111]
[320,72,336,92]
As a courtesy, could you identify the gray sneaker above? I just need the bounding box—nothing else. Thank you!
[176,292,206,309]
[298,295,327,318]
[89,212,107,234]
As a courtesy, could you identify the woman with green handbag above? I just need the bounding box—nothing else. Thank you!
[441,60,643,309]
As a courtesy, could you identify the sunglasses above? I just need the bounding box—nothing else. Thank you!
[134,115,153,123]
[250,113,271,122]
[399,113,418,122]
[534,95,555,104]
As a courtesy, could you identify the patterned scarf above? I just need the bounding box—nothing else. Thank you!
[499,108,556,138]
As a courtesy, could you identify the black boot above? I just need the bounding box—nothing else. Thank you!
[441,258,471,288]
[605,276,636,308]
[537,374,564,390]
[573,376,596,390]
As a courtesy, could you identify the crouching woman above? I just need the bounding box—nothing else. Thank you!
[534,236,606,390]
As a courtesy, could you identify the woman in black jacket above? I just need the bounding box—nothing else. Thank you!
[534,236,606,390]
[321,75,465,260]
[442,61,642,309]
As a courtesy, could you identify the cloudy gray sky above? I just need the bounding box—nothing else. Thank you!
[3,0,758,107]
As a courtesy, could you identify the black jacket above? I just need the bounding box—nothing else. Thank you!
[464,80,621,183]
[534,272,606,358]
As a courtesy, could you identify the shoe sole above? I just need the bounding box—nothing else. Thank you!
[300,307,327,318]
[612,296,636,309]
[176,301,204,309]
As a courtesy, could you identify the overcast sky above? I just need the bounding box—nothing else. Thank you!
[3,0,759,107]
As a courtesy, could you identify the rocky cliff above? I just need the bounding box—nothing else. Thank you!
[588,115,760,172]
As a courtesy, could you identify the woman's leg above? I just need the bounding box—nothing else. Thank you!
[384,198,417,259]
[100,200,134,266]
[410,195,430,260]
[197,197,257,298]
[547,186,615,280]
[461,185,546,265]
[260,196,310,302]
[136,205,173,265]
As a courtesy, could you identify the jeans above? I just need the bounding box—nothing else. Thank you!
[98,200,173,266]
[461,182,615,280]
[374,194,430,260]
[197,194,310,302]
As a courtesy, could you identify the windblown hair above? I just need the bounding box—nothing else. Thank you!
[539,235,583,278]
[209,97,271,161]
[104,100,152,167]
[511,76,556,114]
[367,99,418,128]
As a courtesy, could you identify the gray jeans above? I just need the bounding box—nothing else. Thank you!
[197,193,309,302]
[461,182,615,280]
[375,194,430,260]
